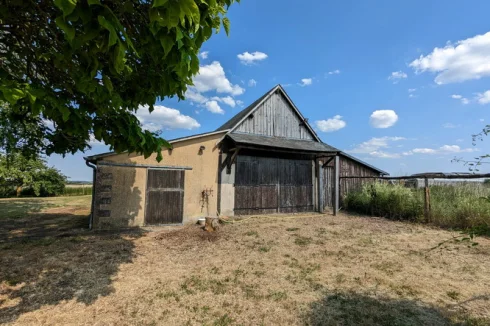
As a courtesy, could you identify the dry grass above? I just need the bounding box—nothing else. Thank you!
[1,211,490,325]
[0,196,91,242]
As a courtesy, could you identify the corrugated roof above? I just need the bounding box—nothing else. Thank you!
[227,133,339,153]
[340,152,389,176]
[85,130,229,161]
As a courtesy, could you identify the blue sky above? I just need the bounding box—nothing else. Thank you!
[49,0,490,180]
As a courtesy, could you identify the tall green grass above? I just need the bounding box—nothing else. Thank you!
[344,182,490,231]
[61,186,92,196]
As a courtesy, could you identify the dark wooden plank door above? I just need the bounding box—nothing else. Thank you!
[278,159,313,213]
[145,169,184,225]
[234,155,312,215]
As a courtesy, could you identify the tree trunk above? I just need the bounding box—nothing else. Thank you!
[16,186,22,197]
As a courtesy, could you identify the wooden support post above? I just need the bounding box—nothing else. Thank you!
[424,178,431,223]
[317,159,324,213]
[333,155,340,216]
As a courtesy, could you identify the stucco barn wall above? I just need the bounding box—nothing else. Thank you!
[93,133,222,227]
[93,165,146,228]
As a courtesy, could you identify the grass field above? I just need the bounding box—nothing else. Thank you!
[0,196,91,241]
[0,199,489,325]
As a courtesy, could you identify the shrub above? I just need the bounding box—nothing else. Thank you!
[344,183,423,221]
[344,182,490,231]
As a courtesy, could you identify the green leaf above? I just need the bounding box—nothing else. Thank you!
[59,106,71,122]
[152,0,169,8]
[159,35,174,56]
[98,16,118,47]
[223,17,230,36]
[179,0,200,25]
[87,0,101,5]
[54,0,77,18]
[176,27,184,41]
[55,17,75,42]
[102,75,113,93]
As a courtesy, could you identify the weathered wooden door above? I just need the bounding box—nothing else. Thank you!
[234,155,313,215]
[145,169,184,225]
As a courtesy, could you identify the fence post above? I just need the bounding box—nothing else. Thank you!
[424,178,431,223]
[333,155,340,216]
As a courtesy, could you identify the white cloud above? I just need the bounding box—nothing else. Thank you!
[476,90,490,104]
[199,51,209,59]
[205,101,224,114]
[328,69,341,75]
[237,51,268,65]
[443,123,459,128]
[43,119,54,130]
[410,31,490,84]
[193,61,244,96]
[185,89,208,104]
[89,134,104,145]
[480,118,485,122]
[451,94,470,105]
[370,110,398,128]
[236,100,244,107]
[248,79,257,87]
[369,151,401,159]
[211,96,236,108]
[299,78,313,87]
[136,105,200,131]
[408,88,417,93]
[403,145,477,156]
[388,71,407,83]
[348,136,406,154]
[315,115,346,132]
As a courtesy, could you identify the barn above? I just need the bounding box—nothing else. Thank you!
[85,85,388,228]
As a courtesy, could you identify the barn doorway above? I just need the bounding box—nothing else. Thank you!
[234,155,313,215]
[145,169,185,225]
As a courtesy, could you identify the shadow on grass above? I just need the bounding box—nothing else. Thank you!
[0,228,146,323]
[304,291,486,326]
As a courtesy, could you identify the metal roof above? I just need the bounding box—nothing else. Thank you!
[227,133,339,153]
[84,129,229,161]
[340,152,390,176]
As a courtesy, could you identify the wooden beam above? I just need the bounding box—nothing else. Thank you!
[317,159,324,213]
[231,144,337,157]
[340,173,490,180]
[227,148,240,174]
[333,155,340,216]
[322,156,335,168]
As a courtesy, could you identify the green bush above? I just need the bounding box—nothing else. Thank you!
[344,183,423,221]
[344,182,490,231]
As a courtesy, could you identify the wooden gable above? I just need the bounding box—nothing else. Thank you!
[231,87,317,141]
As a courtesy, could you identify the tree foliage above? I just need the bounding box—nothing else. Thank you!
[453,125,490,172]
[0,0,238,161]
[0,153,67,197]
[0,102,47,158]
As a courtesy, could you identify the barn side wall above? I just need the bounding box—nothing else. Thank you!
[92,133,222,228]
[323,155,380,208]
[339,156,380,199]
